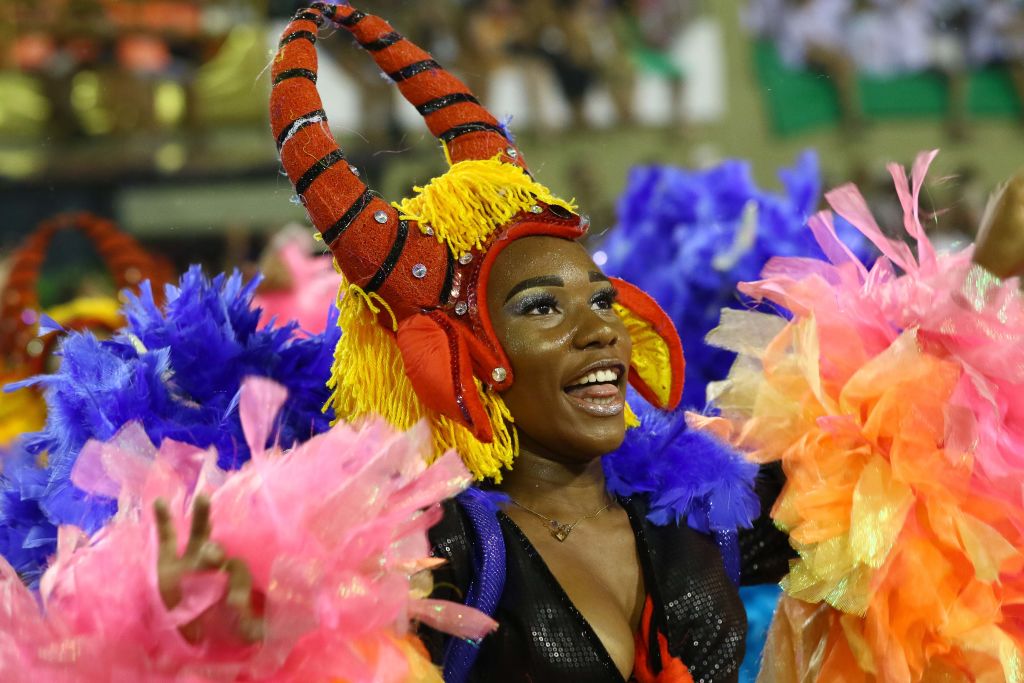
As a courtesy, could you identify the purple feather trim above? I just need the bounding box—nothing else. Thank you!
[602,392,759,534]
[1,266,340,584]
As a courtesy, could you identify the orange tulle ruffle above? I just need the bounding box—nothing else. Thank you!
[709,151,1024,682]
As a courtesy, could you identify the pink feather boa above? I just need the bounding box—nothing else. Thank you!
[0,377,494,681]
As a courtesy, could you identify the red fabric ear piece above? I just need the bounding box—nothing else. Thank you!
[610,277,685,411]
[459,323,509,389]
[396,312,494,442]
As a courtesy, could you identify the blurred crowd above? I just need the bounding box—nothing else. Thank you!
[750,0,1024,74]
[0,0,697,138]
[0,0,254,136]
[748,0,1024,135]
[309,0,697,137]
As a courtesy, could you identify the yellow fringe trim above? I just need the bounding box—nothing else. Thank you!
[327,279,518,482]
[393,157,577,256]
[624,401,640,429]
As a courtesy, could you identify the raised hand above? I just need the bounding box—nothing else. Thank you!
[154,496,263,643]
[974,171,1024,281]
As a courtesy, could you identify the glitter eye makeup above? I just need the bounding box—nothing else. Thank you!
[513,292,561,316]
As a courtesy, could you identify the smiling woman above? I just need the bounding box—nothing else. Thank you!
[244,2,784,681]
[488,238,633,458]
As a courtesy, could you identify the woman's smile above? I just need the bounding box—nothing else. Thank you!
[562,359,626,416]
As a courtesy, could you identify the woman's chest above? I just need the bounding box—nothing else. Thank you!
[475,506,747,682]
[504,509,644,680]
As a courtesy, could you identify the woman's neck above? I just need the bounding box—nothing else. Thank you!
[495,446,610,515]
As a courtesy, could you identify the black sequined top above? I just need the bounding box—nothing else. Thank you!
[424,463,792,683]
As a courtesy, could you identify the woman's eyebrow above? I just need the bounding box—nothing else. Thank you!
[504,275,564,302]
[589,271,610,283]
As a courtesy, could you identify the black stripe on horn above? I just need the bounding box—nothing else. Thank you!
[292,10,325,26]
[279,30,317,48]
[338,10,367,26]
[438,122,508,143]
[361,31,403,51]
[363,220,409,293]
[416,92,480,115]
[439,248,456,305]
[273,68,317,86]
[276,108,327,149]
[296,149,346,195]
[310,2,336,18]
[388,60,439,83]
[322,188,374,245]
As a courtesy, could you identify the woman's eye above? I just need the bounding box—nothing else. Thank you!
[515,294,560,316]
[591,288,618,311]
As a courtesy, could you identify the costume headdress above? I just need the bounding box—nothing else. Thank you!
[0,212,173,445]
[270,2,684,480]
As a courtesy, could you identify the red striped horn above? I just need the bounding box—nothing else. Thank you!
[269,3,453,320]
[327,3,526,169]
[0,211,172,370]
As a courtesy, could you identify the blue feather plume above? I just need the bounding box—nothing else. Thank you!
[1,266,339,583]
[602,392,759,533]
[0,444,53,586]
[597,151,872,409]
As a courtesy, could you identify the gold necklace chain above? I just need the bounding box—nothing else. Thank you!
[510,497,614,542]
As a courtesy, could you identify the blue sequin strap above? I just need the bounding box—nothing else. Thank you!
[442,488,507,683]
[714,528,741,586]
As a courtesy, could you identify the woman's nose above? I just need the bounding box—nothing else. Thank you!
[573,309,619,350]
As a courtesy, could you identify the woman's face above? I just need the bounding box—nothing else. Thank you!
[486,236,632,463]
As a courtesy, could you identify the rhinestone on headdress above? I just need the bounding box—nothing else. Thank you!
[458,253,473,265]
[411,264,427,279]
[491,367,507,382]
[454,301,468,316]
[348,164,360,177]
[529,205,543,214]
[373,210,388,224]
[423,225,434,236]
[506,147,518,159]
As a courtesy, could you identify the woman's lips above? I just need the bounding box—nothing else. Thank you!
[563,382,624,417]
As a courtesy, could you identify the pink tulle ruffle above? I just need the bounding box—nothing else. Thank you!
[709,151,1024,681]
[0,377,493,682]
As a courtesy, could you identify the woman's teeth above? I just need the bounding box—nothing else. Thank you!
[564,367,624,416]
[570,368,619,387]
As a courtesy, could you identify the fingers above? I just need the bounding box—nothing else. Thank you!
[196,540,226,569]
[155,499,184,610]
[184,495,212,559]
[154,498,178,563]
[224,558,254,612]
[224,558,264,643]
[154,496,264,644]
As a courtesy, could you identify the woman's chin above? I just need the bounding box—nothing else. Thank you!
[561,419,627,461]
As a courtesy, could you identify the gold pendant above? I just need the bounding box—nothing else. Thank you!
[549,521,572,542]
